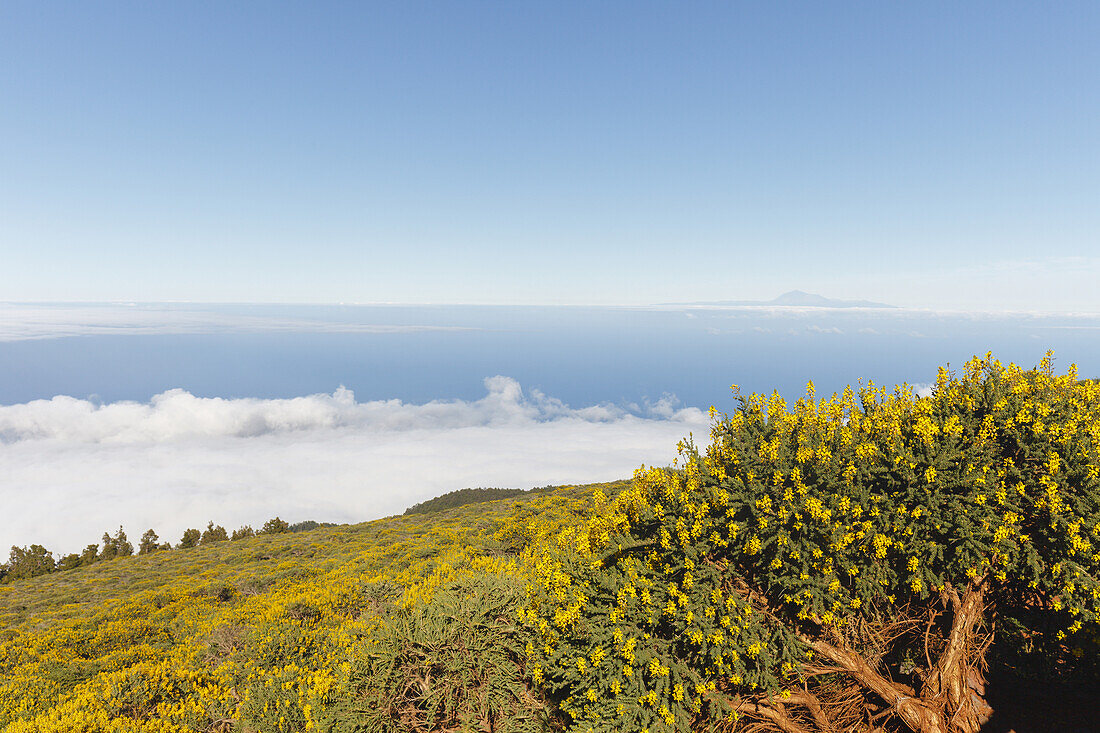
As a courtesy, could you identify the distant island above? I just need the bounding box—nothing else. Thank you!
[665,289,897,308]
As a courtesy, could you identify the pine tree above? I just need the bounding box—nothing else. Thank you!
[6,545,55,581]
[201,522,228,544]
[100,531,118,560]
[57,553,82,571]
[231,525,255,540]
[79,544,99,565]
[138,529,161,555]
[260,517,289,534]
[114,527,133,557]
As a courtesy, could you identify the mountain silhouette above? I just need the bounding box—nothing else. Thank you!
[664,286,897,305]
[665,290,895,308]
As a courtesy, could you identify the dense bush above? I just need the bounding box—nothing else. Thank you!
[261,517,290,535]
[201,522,229,544]
[327,573,545,733]
[178,528,201,549]
[288,520,338,533]
[99,527,133,560]
[404,487,528,516]
[525,354,1100,733]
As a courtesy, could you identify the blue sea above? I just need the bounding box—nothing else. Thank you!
[3,302,1096,408]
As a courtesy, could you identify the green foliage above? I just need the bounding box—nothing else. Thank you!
[100,527,133,561]
[288,520,337,532]
[56,554,82,572]
[261,517,290,535]
[137,530,161,556]
[326,573,546,733]
[234,615,343,731]
[178,528,201,548]
[2,518,330,587]
[201,522,228,545]
[4,545,55,583]
[80,544,99,566]
[231,525,255,540]
[493,487,624,554]
[405,487,528,516]
[100,534,117,561]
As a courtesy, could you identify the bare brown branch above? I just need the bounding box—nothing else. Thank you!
[922,578,991,733]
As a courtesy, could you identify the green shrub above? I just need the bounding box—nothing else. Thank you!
[201,522,229,544]
[327,573,547,733]
[404,487,527,516]
[4,545,55,582]
[261,517,290,535]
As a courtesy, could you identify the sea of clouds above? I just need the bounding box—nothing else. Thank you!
[0,377,709,554]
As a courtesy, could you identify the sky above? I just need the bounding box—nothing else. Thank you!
[1,2,1098,308]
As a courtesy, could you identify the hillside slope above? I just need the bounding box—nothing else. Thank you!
[0,481,624,732]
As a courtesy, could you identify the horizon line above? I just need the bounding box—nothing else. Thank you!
[3,299,1100,317]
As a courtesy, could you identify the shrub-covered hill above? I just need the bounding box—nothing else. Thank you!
[403,487,537,516]
[4,354,1100,733]
[0,481,625,732]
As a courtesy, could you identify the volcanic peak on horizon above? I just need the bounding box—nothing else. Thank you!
[668,290,896,308]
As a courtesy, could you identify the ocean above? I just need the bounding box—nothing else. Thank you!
[3,302,1097,406]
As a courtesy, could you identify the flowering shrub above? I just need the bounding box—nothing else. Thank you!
[526,354,1100,733]
[0,482,611,732]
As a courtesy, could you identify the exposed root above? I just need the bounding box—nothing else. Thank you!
[696,581,995,733]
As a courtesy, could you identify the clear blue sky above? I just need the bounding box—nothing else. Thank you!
[2,2,1098,309]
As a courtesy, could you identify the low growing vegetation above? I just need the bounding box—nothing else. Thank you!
[0,483,606,732]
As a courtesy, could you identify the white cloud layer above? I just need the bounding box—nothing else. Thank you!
[0,379,708,554]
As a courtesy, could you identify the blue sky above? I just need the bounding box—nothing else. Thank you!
[2,2,1098,309]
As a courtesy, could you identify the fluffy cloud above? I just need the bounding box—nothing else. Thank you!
[1,379,708,554]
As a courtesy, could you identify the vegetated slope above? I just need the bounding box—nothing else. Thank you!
[0,480,625,733]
